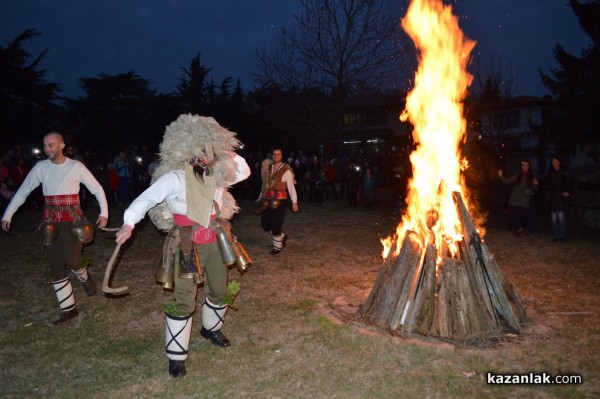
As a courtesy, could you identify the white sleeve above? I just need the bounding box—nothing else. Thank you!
[232,154,251,184]
[1,163,42,222]
[123,172,181,227]
[283,170,297,203]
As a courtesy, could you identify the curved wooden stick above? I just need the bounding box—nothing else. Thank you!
[100,227,121,232]
[102,242,128,294]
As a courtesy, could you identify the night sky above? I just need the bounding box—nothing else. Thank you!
[1,0,592,98]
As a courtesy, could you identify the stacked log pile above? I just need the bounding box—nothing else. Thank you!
[360,192,525,344]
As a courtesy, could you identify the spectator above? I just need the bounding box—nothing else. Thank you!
[307,156,322,204]
[108,163,120,206]
[345,162,361,207]
[361,167,376,208]
[538,155,574,242]
[147,153,160,177]
[498,159,538,237]
[114,150,133,206]
[10,157,31,189]
[323,159,337,200]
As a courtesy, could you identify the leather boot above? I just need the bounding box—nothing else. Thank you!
[82,273,97,296]
[54,308,79,325]
[72,267,96,296]
[200,327,230,347]
[168,360,187,378]
[201,298,231,347]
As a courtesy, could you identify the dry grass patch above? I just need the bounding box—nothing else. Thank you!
[1,198,598,398]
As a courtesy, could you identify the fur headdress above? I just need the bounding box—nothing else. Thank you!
[148,114,242,231]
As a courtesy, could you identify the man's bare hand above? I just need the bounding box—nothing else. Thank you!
[1,220,10,232]
[115,225,134,244]
[96,216,108,229]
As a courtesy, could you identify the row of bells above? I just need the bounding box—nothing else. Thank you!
[36,220,96,245]
[155,228,252,289]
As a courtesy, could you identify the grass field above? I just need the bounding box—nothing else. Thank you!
[0,195,598,398]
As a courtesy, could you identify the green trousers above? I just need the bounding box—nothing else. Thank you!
[174,240,228,315]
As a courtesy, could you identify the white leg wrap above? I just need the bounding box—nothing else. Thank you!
[165,313,193,361]
[52,277,76,312]
[71,267,89,283]
[202,298,227,332]
[272,233,284,250]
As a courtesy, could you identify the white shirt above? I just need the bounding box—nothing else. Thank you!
[123,154,250,227]
[2,158,108,222]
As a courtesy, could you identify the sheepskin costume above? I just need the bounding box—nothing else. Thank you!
[148,114,242,231]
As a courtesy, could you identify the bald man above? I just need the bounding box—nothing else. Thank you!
[2,132,108,324]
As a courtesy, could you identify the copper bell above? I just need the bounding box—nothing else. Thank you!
[70,220,95,243]
[36,222,58,246]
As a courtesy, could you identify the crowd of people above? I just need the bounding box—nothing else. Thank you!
[232,148,409,214]
[2,146,407,219]
[2,141,577,243]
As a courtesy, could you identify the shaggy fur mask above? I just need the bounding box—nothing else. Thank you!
[148,114,243,231]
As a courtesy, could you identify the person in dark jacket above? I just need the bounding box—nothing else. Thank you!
[540,155,573,242]
[344,162,361,207]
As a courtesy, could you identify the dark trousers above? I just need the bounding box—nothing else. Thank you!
[45,222,83,280]
[117,176,133,204]
[261,204,287,236]
[308,181,318,203]
[347,185,358,207]
[509,205,529,231]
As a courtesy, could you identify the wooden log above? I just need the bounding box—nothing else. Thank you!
[453,192,523,332]
[479,243,526,323]
[429,258,500,342]
[362,232,423,328]
[362,238,398,317]
[409,244,437,335]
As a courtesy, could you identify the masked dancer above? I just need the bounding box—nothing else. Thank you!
[115,115,250,377]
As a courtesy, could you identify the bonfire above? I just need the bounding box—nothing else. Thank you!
[360,0,525,344]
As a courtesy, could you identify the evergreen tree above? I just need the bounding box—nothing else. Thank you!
[175,53,212,114]
[540,0,599,159]
[0,29,62,146]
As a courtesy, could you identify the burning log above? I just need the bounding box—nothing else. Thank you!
[360,192,525,344]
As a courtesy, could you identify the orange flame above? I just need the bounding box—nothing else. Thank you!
[383,0,476,260]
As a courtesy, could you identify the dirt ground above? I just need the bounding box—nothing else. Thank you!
[1,190,598,397]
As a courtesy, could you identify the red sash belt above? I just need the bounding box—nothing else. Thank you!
[43,195,82,222]
[266,189,287,200]
[173,213,216,244]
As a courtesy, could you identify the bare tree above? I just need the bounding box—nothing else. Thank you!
[471,54,522,104]
[253,0,406,152]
